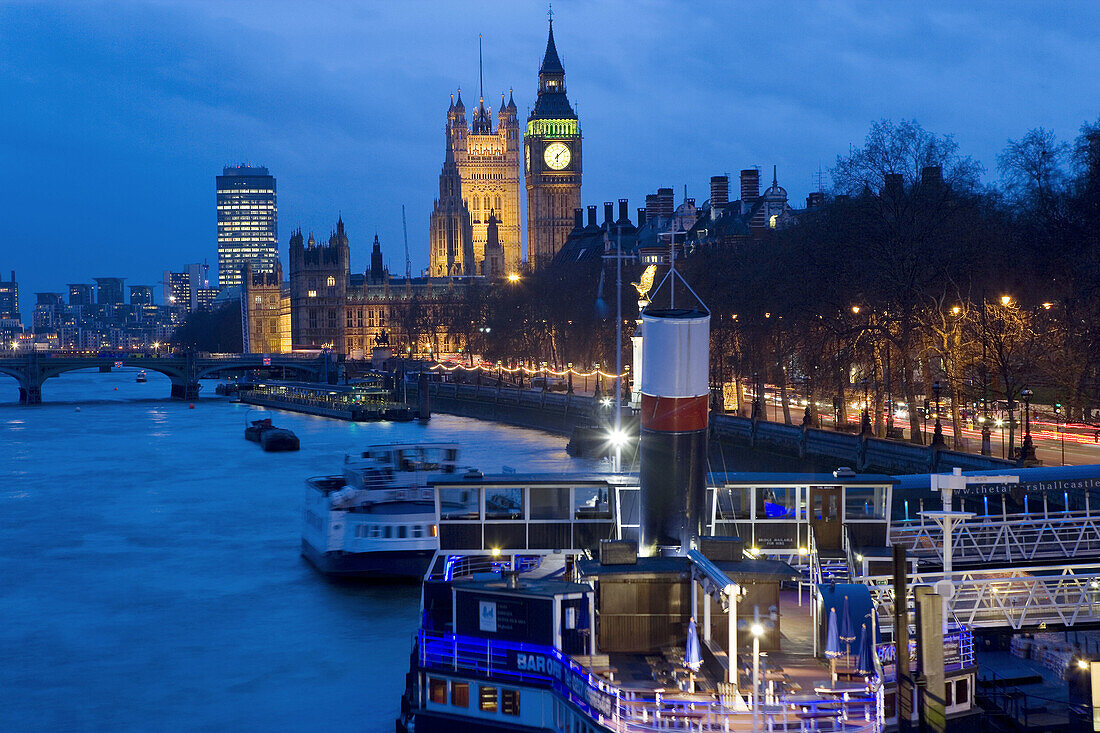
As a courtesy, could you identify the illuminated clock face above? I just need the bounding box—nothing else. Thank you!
[543,142,571,170]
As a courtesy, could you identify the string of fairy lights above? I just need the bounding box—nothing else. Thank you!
[430,361,628,379]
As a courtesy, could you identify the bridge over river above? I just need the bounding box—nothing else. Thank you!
[0,352,334,403]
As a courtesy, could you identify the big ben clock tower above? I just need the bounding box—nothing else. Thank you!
[525,16,581,268]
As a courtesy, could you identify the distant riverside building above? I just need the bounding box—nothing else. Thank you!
[288,222,349,350]
[216,165,278,290]
[195,287,220,312]
[162,262,212,312]
[241,261,289,354]
[525,19,582,269]
[31,286,182,350]
[129,285,154,306]
[68,284,94,307]
[94,278,125,306]
[281,218,466,357]
[0,270,19,321]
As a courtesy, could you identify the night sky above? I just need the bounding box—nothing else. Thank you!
[3,1,1098,319]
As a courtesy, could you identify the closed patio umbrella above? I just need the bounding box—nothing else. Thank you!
[857,623,874,675]
[839,595,856,659]
[685,617,702,692]
[825,606,841,681]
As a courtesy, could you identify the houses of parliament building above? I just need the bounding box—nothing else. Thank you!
[430,18,582,276]
[244,19,584,356]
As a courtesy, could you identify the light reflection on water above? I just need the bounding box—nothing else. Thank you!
[0,368,604,731]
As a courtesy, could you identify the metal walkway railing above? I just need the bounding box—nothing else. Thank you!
[865,563,1100,630]
[890,510,1100,565]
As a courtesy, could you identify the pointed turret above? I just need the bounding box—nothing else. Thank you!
[506,88,517,111]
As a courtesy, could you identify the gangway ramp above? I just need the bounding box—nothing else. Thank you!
[866,563,1100,631]
[891,510,1100,565]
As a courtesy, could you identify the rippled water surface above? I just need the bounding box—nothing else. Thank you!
[0,370,602,732]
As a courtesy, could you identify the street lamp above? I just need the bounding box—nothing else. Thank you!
[931,380,945,447]
[1020,387,1036,462]
[860,378,871,434]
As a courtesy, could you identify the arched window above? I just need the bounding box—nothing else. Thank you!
[326,275,335,287]
[483,195,491,213]
[494,195,502,212]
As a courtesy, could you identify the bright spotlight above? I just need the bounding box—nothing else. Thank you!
[750,623,764,637]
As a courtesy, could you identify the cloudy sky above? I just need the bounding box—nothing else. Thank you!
[2,0,1098,315]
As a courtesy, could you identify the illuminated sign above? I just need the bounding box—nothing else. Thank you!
[262,357,271,366]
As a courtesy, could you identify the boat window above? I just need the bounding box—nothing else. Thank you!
[479,685,498,712]
[429,678,447,704]
[501,689,520,716]
[451,681,469,707]
[716,488,749,520]
[384,526,393,538]
[530,487,570,519]
[956,677,969,706]
[370,525,382,538]
[412,525,424,537]
[398,526,408,538]
[574,486,611,520]
[756,487,797,519]
[439,488,480,520]
[845,486,887,519]
[485,487,523,520]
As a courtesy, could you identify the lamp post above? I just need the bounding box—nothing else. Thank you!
[751,371,761,420]
[751,618,764,732]
[932,380,945,447]
[1055,402,1065,466]
[860,378,871,434]
[802,376,812,427]
[1020,388,1036,462]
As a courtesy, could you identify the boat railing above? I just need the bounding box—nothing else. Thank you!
[875,626,975,681]
[418,630,884,732]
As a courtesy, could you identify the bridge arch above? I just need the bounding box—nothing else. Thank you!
[194,361,321,382]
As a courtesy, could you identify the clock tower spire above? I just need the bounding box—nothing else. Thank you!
[524,14,582,269]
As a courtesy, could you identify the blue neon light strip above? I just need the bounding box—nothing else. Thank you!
[419,630,880,721]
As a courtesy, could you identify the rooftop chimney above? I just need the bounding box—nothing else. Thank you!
[710,175,729,219]
[637,208,647,228]
[618,198,629,223]
[657,188,674,219]
[573,208,584,231]
[587,205,598,229]
[740,169,760,203]
[603,201,614,226]
[921,166,943,187]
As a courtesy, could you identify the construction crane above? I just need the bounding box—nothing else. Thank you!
[401,205,412,281]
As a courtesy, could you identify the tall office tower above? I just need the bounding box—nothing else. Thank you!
[524,17,582,268]
[216,165,278,290]
[0,271,19,320]
[68,284,94,307]
[94,278,125,305]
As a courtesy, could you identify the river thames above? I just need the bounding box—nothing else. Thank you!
[0,370,604,732]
